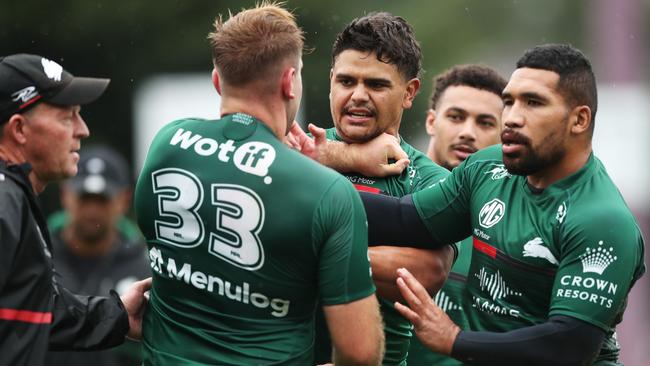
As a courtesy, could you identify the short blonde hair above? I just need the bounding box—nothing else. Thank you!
[208,2,304,86]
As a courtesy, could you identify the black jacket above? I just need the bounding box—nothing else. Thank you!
[0,161,129,366]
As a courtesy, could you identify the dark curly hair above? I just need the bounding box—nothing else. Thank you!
[331,12,422,80]
[430,64,507,109]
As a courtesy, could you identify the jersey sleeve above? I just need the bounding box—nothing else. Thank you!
[548,209,645,331]
[315,177,376,305]
[409,154,450,193]
[411,157,474,246]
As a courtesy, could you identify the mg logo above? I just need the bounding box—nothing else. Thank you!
[479,199,505,228]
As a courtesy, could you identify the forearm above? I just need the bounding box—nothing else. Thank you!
[316,140,357,173]
[360,192,441,248]
[49,286,129,351]
[450,316,605,366]
[370,246,454,301]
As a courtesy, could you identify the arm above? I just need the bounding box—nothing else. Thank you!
[394,268,604,366]
[49,277,151,350]
[287,122,409,177]
[359,192,441,248]
[324,295,384,366]
[316,178,384,365]
[370,246,455,301]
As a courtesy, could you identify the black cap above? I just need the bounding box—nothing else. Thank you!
[0,53,110,122]
[68,145,131,198]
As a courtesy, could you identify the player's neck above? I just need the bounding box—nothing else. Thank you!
[526,146,592,190]
[220,96,286,139]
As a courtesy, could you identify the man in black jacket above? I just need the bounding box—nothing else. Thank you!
[0,53,151,366]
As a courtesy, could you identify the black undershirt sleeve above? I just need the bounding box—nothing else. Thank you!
[451,315,605,366]
[358,191,442,248]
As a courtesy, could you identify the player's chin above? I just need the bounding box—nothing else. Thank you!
[340,127,376,143]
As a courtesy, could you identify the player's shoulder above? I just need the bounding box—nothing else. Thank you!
[567,156,638,227]
[466,144,503,165]
[449,144,507,183]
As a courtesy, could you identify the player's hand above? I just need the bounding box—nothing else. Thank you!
[394,268,460,355]
[349,133,409,177]
[285,121,324,159]
[121,277,152,341]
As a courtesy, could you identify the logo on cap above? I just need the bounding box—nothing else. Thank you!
[11,86,39,104]
[41,58,63,82]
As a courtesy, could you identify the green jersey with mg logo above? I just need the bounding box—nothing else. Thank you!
[412,145,645,364]
[135,114,375,365]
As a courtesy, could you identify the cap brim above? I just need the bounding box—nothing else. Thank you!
[48,77,110,106]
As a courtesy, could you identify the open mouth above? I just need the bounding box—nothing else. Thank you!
[501,130,529,155]
[344,106,375,123]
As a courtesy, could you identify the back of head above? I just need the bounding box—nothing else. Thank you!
[516,44,598,126]
[331,12,422,80]
[208,2,304,88]
[430,64,507,109]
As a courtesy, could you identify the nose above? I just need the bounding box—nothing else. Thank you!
[75,115,90,139]
[458,120,477,141]
[502,101,524,129]
[350,84,369,103]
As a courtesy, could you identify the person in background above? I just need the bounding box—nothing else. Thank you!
[45,145,150,366]
[0,53,150,366]
[407,64,506,366]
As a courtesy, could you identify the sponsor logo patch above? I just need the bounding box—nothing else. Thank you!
[522,237,558,265]
[556,202,567,224]
[170,128,276,184]
[484,164,511,180]
[479,198,505,228]
[580,240,617,275]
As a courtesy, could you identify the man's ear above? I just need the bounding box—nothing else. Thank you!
[402,78,421,109]
[4,114,28,144]
[212,68,222,95]
[281,66,297,100]
[569,105,592,135]
[425,109,436,136]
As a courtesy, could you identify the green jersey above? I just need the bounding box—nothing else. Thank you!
[407,236,471,366]
[134,114,375,365]
[319,128,450,366]
[412,145,645,364]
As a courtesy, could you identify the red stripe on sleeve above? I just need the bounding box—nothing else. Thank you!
[473,237,497,259]
[0,308,52,324]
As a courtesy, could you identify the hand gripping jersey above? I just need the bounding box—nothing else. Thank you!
[407,236,471,366]
[134,114,375,365]
[321,128,450,366]
[412,145,645,364]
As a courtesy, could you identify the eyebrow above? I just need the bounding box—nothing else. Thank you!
[477,114,498,121]
[335,73,392,86]
[502,91,550,103]
[447,106,497,120]
[445,107,467,114]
